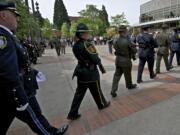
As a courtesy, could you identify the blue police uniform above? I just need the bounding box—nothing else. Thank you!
[136,28,157,83]
[169,30,180,67]
[15,38,68,135]
[0,2,51,135]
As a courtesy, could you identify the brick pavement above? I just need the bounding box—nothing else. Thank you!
[8,48,180,135]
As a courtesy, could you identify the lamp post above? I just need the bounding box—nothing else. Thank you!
[31,0,35,15]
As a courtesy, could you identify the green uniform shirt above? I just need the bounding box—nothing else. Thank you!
[113,36,135,67]
[156,32,170,55]
[73,39,101,82]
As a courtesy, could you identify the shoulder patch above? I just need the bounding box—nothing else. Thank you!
[84,42,97,54]
[0,36,7,49]
[178,34,180,39]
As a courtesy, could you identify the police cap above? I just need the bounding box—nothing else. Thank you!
[141,25,151,30]
[118,25,127,32]
[76,23,92,33]
[0,2,20,17]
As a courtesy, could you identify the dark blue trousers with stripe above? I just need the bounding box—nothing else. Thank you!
[0,94,51,135]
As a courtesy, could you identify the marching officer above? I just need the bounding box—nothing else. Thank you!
[110,25,137,98]
[155,24,170,74]
[51,37,61,56]
[67,23,110,120]
[0,2,51,135]
[61,38,66,54]
[169,27,180,68]
[136,25,157,83]
[15,38,68,135]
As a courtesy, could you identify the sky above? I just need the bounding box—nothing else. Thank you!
[30,0,151,25]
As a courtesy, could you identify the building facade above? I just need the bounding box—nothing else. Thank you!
[140,0,180,23]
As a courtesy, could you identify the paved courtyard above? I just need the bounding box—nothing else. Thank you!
[7,46,180,135]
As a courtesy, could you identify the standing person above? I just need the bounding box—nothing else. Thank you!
[0,2,53,135]
[67,23,110,120]
[136,25,157,83]
[61,38,66,54]
[168,27,180,68]
[155,24,170,74]
[108,38,113,54]
[15,39,68,135]
[110,25,137,98]
[51,37,61,56]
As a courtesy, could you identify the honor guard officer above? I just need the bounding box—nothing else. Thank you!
[67,23,110,120]
[110,25,137,98]
[136,25,158,83]
[0,2,67,135]
[15,38,68,135]
[155,24,170,74]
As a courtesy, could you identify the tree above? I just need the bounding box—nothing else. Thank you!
[106,27,117,38]
[111,13,129,27]
[15,0,30,38]
[79,5,100,17]
[78,5,106,36]
[53,0,70,29]
[7,0,41,40]
[41,18,53,39]
[99,5,109,27]
[70,22,78,37]
[61,22,70,38]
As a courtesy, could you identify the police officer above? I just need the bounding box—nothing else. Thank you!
[110,25,137,98]
[155,24,170,74]
[67,23,110,120]
[136,25,157,83]
[0,2,53,135]
[108,38,113,54]
[169,27,180,68]
[51,37,61,56]
[61,38,66,54]
[15,38,68,135]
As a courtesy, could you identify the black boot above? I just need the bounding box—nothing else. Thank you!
[99,101,110,110]
[110,92,117,98]
[128,84,137,90]
[67,114,81,121]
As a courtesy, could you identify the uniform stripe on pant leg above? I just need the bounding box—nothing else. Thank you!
[26,106,50,135]
[96,81,104,106]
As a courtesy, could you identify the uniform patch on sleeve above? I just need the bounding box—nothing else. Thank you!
[0,36,7,49]
[178,34,180,39]
[84,42,97,54]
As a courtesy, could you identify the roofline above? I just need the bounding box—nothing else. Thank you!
[133,17,180,27]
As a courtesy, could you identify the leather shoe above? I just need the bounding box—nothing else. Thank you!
[56,124,68,135]
[137,80,143,83]
[111,92,117,98]
[67,114,81,120]
[128,84,137,90]
[150,74,156,79]
[99,101,110,110]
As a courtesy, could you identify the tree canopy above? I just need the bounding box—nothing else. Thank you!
[78,4,108,36]
[110,13,129,27]
[61,22,70,38]
[53,0,70,30]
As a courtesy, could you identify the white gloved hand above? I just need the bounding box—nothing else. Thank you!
[16,103,29,111]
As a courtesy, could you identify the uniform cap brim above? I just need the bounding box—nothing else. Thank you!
[76,30,93,32]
